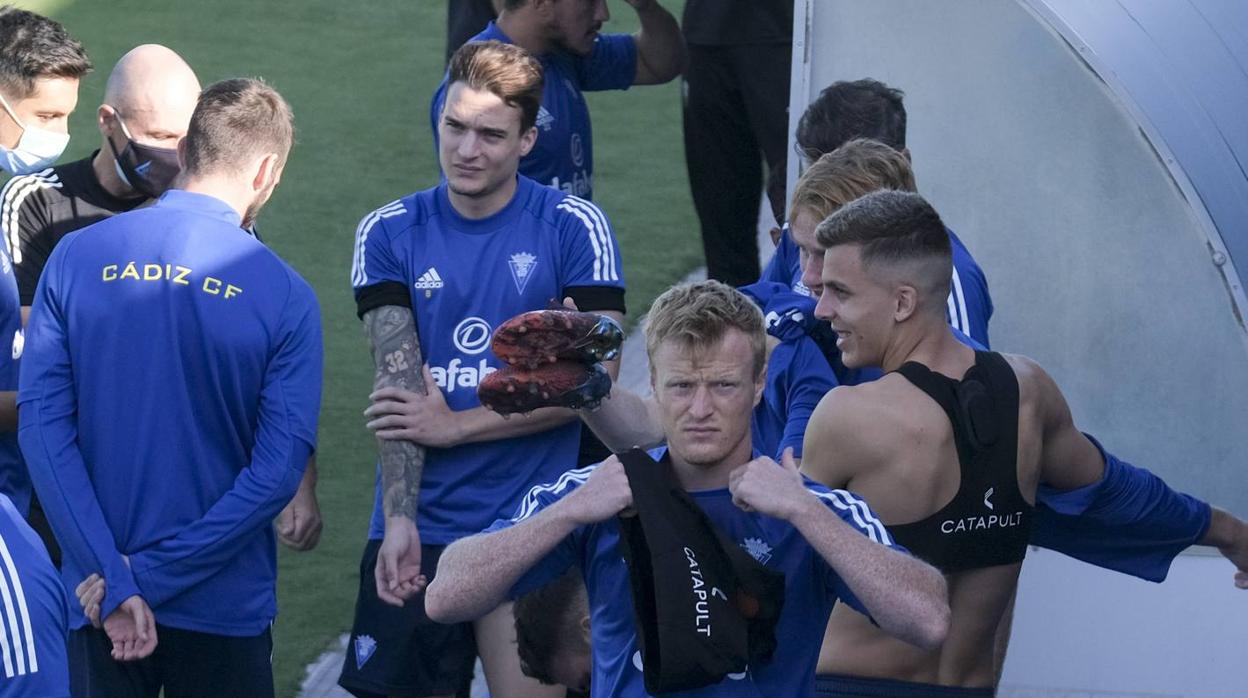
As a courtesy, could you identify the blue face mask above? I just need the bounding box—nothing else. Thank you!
[0,92,70,175]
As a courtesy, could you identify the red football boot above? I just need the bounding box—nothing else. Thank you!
[490,309,623,369]
[478,361,612,414]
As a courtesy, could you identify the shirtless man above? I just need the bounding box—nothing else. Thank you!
[801,190,1248,696]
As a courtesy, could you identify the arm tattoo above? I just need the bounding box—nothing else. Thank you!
[363,305,426,520]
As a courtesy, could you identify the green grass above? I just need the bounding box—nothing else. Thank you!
[14,1,698,694]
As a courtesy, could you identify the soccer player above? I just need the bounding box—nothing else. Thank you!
[0,491,68,698]
[431,0,683,201]
[423,280,950,697]
[18,78,322,697]
[762,79,993,349]
[800,190,1248,696]
[340,41,626,698]
[0,6,89,177]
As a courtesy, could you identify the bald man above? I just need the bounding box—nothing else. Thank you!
[1,45,321,560]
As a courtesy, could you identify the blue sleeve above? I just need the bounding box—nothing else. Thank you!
[557,196,625,292]
[575,33,637,91]
[17,244,141,622]
[1031,434,1212,583]
[128,279,323,605]
[760,227,800,288]
[482,466,594,598]
[806,484,905,617]
[351,204,407,292]
[948,238,992,349]
[777,339,837,459]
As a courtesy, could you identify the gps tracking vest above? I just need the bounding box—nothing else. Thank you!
[616,449,785,694]
[888,351,1033,572]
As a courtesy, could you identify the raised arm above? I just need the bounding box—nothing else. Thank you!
[731,450,950,649]
[426,455,633,623]
[1026,355,1246,587]
[578,382,664,452]
[627,0,684,85]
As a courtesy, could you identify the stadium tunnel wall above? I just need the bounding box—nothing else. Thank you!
[786,1,1248,695]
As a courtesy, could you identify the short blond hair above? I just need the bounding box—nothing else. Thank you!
[790,138,916,224]
[644,280,766,378]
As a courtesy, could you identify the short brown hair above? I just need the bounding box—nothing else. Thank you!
[447,40,544,133]
[183,77,294,177]
[0,6,91,99]
[816,190,952,309]
[645,280,766,378]
[791,138,916,225]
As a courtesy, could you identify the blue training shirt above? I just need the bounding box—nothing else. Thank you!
[351,175,625,544]
[761,226,994,348]
[18,190,323,636]
[0,493,67,697]
[0,243,25,516]
[431,22,637,200]
[740,282,838,461]
[488,445,903,698]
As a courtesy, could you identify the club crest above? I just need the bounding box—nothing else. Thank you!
[508,252,538,294]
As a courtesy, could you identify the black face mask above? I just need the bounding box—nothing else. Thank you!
[108,112,181,198]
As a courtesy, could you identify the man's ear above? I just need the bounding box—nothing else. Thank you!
[894,284,919,322]
[519,125,538,157]
[252,153,280,192]
[97,104,117,140]
[176,138,189,171]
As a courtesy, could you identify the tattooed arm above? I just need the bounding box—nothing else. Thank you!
[363,304,428,605]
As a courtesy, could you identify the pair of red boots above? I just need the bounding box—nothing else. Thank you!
[477,309,623,415]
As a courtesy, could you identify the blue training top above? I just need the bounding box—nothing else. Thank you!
[351,175,625,544]
[0,243,25,516]
[488,445,904,698]
[740,282,839,461]
[0,492,67,697]
[18,190,323,636]
[761,226,994,348]
[431,21,637,200]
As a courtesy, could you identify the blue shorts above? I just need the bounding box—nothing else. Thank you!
[815,673,994,697]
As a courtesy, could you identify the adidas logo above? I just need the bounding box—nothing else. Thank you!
[536,106,554,131]
[414,267,443,290]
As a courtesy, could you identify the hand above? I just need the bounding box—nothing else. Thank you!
[76,574,106,628]
[277,476,323,551]
[729,448,811,520]
[564,455,634,525]
[367,369,461,448]
[376,517,427,606]
[1216,523,1248,590]
[103,595,157,661]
